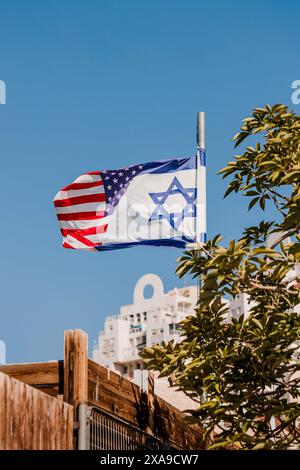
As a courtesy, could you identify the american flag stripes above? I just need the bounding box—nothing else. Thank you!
[54,171,108,250]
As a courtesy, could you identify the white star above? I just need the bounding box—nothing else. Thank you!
[105,176,109,180]
[119,183,123,188]
[138,165,143,169]
[114,190,117,194]
[111,172,116,175]
[125,176,129,181]
[118,172,123,177]
[113,178,118,183]
[107,185,112,190]
[132,170,136,175]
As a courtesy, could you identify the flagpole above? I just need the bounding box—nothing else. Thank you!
[196,111,206,299]
[196,111,206,244]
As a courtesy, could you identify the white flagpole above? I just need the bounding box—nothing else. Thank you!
[196,111,206,244]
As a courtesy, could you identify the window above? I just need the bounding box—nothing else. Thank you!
[123,366,128,374]
[137,335,146,348]
[137,313,141,322]
[169,323,180,334]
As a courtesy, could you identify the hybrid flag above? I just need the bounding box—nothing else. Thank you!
[53,154,206,251]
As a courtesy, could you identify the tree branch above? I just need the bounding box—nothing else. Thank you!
[268,188,289,202]
[246,281,299,295]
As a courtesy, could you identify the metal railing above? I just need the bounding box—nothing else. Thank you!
[88,407,163,450]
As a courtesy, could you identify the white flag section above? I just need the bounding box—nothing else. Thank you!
[53,155,206,251]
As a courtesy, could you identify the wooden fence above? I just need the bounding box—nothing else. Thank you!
[87,359,202,448]
[0,329,204,450]
[0,372,73,450]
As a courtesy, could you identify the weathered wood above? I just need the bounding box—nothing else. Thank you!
[64,330,88,408]
[154,395,204,449]
[0,361,61,397]
[0,372,74,450]
[147,371,155,434]
[88,383,140,424]
[87,358,203,449]
[88,359,147,426]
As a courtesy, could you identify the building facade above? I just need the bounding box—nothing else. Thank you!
[92,273,251,410]
[93,274,198,378]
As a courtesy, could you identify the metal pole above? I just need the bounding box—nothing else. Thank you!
[197,111,205,150]
[195,113,206,301]
[196,112,206,244]
[78,403,89,450]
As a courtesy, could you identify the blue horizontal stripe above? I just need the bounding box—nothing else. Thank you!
[94,233,207,251]
[139,155,197,176]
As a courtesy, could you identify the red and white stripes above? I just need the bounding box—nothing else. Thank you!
[53,171,107,250]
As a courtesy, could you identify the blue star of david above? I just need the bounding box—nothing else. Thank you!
[148,177,196,230]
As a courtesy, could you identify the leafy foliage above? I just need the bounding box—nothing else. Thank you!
[142,105,300,449]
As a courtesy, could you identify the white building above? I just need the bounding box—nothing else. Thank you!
[226,293,252,321]
[93,273,250,410]
[0,340,6,365]
[93,274,198,378]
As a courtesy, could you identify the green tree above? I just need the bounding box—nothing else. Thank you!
[142,105,300,449]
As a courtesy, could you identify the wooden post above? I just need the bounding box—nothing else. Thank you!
[63,330,88,409]
[147,371,155,434]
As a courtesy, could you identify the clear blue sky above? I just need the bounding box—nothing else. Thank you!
[0,0,299,363]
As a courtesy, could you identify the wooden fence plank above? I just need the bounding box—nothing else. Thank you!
[0,374,5,449]
[0,372,74,450]
[4,373,11,450]
[0,362,61,399]
[64,330,88,409]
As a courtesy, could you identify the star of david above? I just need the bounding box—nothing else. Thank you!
[148,177,196,230]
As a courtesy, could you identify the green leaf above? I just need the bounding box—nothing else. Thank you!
[252,318,263,330]
[244,190,260,196]
[248,197,260,210]
[259,197,266,210]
